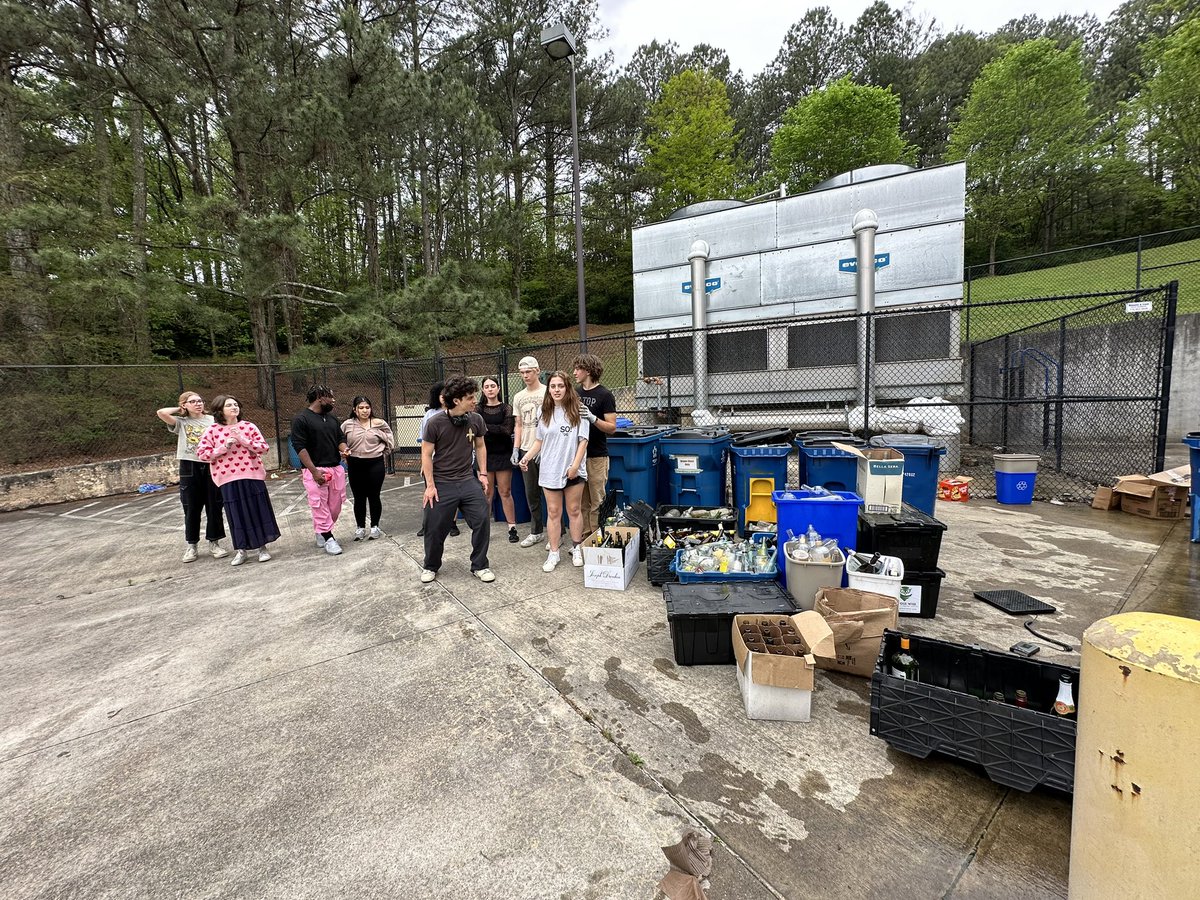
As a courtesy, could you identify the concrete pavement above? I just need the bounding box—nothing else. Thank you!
[1,472,1195,898]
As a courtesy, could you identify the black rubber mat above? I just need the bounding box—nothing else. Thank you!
[974,589,1056,616]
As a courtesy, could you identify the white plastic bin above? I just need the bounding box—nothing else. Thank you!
[845,553,904,600]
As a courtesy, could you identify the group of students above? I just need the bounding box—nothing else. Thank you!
[416,353,616,583]
[157,386,394,566]
[158,352,618,582]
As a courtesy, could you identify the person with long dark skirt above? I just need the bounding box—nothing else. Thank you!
[342,396,394,541]
[479,375,519,543]
[156,390,229,562]
[197,395,280,566]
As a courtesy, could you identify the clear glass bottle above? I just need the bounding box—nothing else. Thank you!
[1053,674,1076,717]
[890,636,919,680]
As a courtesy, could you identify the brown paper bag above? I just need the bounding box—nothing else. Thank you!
[813,587,899,677]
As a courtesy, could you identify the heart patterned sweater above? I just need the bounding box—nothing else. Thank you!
[196,421,270,486]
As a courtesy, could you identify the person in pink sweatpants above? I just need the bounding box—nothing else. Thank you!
[291,385,350,555]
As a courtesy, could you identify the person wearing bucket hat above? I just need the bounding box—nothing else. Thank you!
[512,356,547,548]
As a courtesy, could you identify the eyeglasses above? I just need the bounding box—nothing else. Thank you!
[186,398,204,404]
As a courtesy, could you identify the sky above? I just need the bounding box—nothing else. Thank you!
[593,0,1127,77]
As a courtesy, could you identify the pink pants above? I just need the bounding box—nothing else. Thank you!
[302,466,346,533]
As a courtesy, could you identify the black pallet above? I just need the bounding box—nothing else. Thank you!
[857,502,947,572]
[870,631,1078,793]
[665,581,795,666]
[975,589,1056,616]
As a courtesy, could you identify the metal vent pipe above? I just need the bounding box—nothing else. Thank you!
[688,240,712,418]
[853,209,879,428]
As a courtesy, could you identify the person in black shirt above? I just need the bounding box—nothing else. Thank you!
[420,375,495,584]
[479,375,518,543]
[291,385,350,556]
[573,353,618,536]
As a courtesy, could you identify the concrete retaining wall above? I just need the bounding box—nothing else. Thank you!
[0,448,282,513]
[1168,312,1200,438]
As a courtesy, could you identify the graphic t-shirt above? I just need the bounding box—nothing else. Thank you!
[512,385,546,452]
[577,385,616,459]
[535,407,590,490]
[169,415,214,463]
[424,410,486,483]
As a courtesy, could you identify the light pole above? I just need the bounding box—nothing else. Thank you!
[540,22,587,347]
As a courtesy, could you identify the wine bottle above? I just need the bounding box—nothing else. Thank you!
[890,636,919,680]
[1053,674,1076,717]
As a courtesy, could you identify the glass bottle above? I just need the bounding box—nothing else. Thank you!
[890,636,919,680]
[1053,674,1076,717]
[1014,690,1029,709]
[991,691,1006,703]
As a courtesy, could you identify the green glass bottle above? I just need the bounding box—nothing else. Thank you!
[890,636,919,680]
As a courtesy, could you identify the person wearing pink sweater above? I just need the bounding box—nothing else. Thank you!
[197,395,280,566]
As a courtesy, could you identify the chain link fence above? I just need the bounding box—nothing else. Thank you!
[1,284,1179,504]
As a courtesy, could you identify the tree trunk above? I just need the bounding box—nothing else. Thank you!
[0,56,46,332]
[129,96,151,358]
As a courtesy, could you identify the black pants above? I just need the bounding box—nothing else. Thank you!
[347,456,385,528]
[179,459,225,544]
[519,450,543,534]
[423,477,490,573]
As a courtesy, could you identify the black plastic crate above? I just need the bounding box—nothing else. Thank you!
[655,504,736,532]
[870,630,1078,793]
[647,545,678,586]
[664,582,796,666]
[898,568,946,618]
[857,502,947,571]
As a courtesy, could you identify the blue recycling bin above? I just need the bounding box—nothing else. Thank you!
[1190,493,1198,543]
[607,425,677,509]
[730,445,792,535]
[661,427,733,508]
[796,436,865,492]
[772,489,864,588]
[1185,434,1200,487]
[868,434,949,516]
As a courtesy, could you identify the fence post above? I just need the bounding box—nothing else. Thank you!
[1055,319,1066,472]
[271,366,284,471]
[1135,236,1143,290]
[623,332,629,387]
[380,360,393,474]
[1001,334,1010,449]
[666,329,673,419]
[499,348,509,402]
[1154,282,1178,473]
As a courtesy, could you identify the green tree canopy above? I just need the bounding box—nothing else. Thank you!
[768,76,913,192]
[644,69,741,218]
[947,38,1095,265]
[1137,13,1200,210]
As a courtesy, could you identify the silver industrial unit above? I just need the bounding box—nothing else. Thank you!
[631,163,967,424]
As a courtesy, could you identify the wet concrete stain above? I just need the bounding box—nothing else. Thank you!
[641,620,666,637]
[980,531,1036,551]
[542,666,572,696]
[653,657,681,681]
[603,657,651,715]
[531,636,550,656]
[835,699,870,722]
[661,702,711,743]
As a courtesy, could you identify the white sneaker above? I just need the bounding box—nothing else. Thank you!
[182,545,198,563]
[257,549,271,563]
[572,546,584,567]
[369,526,383,540]
[353,527,366,541]
[230,550,247,567]
[208,541,229,559]
[420,569,437,583]
[324,537,343,556]
[315,534,326,548]
[542,551,560,573]
[472,568,496,583]
[520,532,545,548]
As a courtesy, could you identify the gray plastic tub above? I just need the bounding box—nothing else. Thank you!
[993,453,1040,474]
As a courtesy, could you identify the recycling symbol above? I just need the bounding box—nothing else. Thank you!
[1016,480,1029,491]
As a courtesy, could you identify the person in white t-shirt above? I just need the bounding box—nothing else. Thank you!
[519,371,589,572]
[156,390,229,562]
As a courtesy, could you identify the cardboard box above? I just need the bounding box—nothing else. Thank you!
[834,442,905,514]
[1112,467,1191,520]
[731,610,835,722]
[939,476,973,502]
[813,587,899,678]
[1091,486,1120,511]
[582,525,640,590]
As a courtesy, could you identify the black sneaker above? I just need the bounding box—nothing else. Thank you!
[416,527,425,537]
[508,526,519,543]
[449,524,461,537]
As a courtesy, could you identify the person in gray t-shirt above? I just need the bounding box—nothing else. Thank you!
[156,390,228,562]
[519,371,590,572]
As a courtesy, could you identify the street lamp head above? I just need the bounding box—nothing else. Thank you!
[540,23,577,60]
